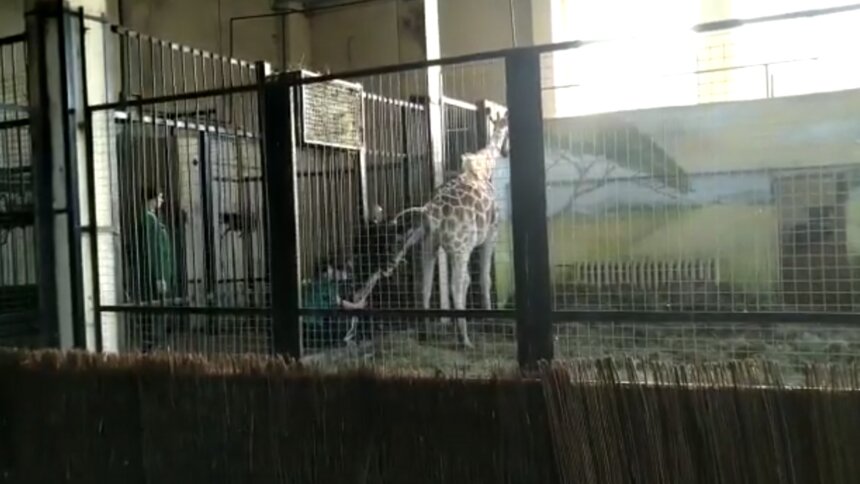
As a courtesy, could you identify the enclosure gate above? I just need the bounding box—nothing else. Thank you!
[75,14,512,358]
[0,33,39,347]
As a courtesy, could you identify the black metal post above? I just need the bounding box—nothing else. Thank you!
[26,0,88,348]
[399,104,412,208]
[60,4,88,349]
[26,7,59,347]
[55,3,86,350]
[262,73,301,359]
[198,130,215,330]
[505,50,553,370]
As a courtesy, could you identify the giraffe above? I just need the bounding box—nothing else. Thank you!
[348,110,509,348]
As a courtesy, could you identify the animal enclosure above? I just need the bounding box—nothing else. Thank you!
[0,34,38,348]
[3,7,859,378]
[280,64,516,359]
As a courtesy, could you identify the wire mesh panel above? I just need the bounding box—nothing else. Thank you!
[301,315,516,376]
[0,35,38,347]
[92,91,270,355]
[364,93,430,215]
[288,60,515,374]
[111,27,261,103]
[84,21,270,355]
[442,98,478,177]
[541,10,860,372]
[116,311,271,355]
[72,6,860,374]
[542,51,860,314]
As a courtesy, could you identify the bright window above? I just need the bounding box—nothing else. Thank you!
[548,0,860,117]
[548,0,700,117]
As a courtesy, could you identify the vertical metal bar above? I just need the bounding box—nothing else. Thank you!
[79,9,103,352]
[0,42,13,290]
[262,73,301,358]
[253,61,269,312]
[10,41,32,290]
[399,103,412,207]
[118,28,127,104]
[358,92,369,222]
[133,33,145,316]
[222,57,240,307]
[27,9,58,347]
[199,129,215,323]
[505,50,553,369]
[26,2,85,348]
[56,7,87,349]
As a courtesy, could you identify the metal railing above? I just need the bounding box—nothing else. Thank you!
[10,3,858,378]
[0,33,38,347]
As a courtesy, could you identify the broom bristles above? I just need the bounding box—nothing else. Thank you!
[1,349,859,483]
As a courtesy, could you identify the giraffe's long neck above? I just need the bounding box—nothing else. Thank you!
[487,126,508,158]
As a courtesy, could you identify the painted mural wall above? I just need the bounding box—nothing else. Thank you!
[490,87,860,309]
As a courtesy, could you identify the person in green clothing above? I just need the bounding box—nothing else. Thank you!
[302,257,365,349]
[132,186,175,352]
[138,187,174,300]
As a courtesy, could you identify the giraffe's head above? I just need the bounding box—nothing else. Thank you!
[461,111,508,181]
[490,110,509,158]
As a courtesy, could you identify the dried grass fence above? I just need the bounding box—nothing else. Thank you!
[0,349,858,483]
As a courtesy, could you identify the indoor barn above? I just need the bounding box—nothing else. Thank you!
[2,0,860,482]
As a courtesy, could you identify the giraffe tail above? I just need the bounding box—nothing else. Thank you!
[390,206,426,227]
[352,271,382,305]
[352,209,428,303]
[352,224,427,303]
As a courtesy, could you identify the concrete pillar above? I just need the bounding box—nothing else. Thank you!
[72,0,120,353]
[283,3,312,69]
[26,0,84,349]
[26,0,116,352]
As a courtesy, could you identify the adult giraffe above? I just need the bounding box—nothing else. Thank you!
[349,110,509,348]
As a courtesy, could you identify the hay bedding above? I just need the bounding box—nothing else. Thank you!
[2,349,860,483]
[300,321,859,383]
[127,318,859,384]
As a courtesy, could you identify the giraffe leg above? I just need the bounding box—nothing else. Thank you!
[421,241,437,309]
[419,241,437,341]
[449,251,474,349]
[479,229,498,310]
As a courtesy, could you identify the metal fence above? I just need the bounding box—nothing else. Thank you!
[0,33,38,348]
[12,5,857,379]
[265,65,518,372]
[83,18,271,355]
[542,10,860,383]
[262,9,860,378]
[81,21,512,364]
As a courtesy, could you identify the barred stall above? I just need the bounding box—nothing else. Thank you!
[0,34,38,347]
[273,66,516,370]
[84,22,272,354]
[4,5,858,380]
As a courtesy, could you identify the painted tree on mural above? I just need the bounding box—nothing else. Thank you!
[544,116,691,214]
